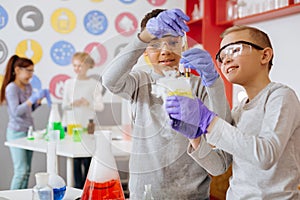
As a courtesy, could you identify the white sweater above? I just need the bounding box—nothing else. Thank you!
[190,82,300,199]
[62,78,104,128]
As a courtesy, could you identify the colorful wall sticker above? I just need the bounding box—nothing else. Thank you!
[16,5,43,32]
[49,74,71,100]
[51,8,76,34]
[84,10,108,35]
[0,40,8,64]
[115,12,138,36]
[0,5,8,30]
[15,39,43,64]
[50,40,75,66]
[84,42,107,67]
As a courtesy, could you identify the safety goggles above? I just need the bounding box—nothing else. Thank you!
[147,35,183,53]
[215,41,264,67]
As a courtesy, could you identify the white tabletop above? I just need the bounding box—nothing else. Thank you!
[0,186,82,200]
[4,129,132,187]
[4,133,132,158]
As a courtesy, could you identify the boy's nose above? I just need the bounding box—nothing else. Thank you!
[160,42,172,54]
[223,55,233,65]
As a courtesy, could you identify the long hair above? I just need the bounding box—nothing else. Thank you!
[0,55,34,104]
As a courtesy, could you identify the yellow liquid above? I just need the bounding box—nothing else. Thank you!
[168,89,193,98]
[67,124,82,135]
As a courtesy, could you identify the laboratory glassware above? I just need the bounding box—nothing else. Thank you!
[81,130,125,200]
[32,172,53,200]
[47,104,65,139]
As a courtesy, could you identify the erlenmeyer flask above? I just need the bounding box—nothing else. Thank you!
[81,130,125,200]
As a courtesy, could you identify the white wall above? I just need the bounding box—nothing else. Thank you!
[0,0,185,104]
[233,13,300,107]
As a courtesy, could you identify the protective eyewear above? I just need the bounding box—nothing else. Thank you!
[215,40,264,67]
[21,67,34,74]
[147,36,183,53]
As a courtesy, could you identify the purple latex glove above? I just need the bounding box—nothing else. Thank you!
[44,89,52,107]
[170,118,202,139]
[165,95,217,139]
[180,48,219,87]
[29,89,51,106]
[146,8,190,38]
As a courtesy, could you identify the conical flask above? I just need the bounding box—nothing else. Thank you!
[47,130,66,200]
[48,104,65,140]
[81,130,125,200]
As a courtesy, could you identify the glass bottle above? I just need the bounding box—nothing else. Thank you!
[142,184,154,200]
[87,119,95,134]
[27,125,34,140]
[32,172,53,200]
[81,130,125,200]
[47,130,66,200]
[226,0,238,20]
[48,104,65,140]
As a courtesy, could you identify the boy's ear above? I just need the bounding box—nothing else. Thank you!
[261,47,273,65]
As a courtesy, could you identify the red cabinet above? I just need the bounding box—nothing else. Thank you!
[186,0,233,107]
[186,0,300,108]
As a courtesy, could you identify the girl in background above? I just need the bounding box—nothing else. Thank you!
[62,52,104,189]
[0,55,49,189]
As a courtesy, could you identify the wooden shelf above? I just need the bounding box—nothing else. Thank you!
[216,2,300,25]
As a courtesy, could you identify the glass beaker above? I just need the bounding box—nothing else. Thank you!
[66,110,82,135]
[81,130,125,200]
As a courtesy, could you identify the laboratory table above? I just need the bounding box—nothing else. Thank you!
[4,129,131,187]
[0,186,82,200]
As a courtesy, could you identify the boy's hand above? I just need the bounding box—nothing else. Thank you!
[165,95,216,139]
[181,48,219,87]
[146,8,190,38]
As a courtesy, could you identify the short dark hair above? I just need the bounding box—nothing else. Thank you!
[140,9,166,31]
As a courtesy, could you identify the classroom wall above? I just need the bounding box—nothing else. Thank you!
[0,0,184,104]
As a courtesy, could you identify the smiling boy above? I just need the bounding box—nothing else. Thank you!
[102,9,231,199]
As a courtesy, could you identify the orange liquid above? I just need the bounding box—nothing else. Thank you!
[81,179,125,200]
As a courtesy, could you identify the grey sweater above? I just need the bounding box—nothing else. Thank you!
[5,82,39,132]
[190,82,300,199]
[103,36,232,200]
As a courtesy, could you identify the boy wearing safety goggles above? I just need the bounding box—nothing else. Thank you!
[166,25,300,199]
[103,8,231,200]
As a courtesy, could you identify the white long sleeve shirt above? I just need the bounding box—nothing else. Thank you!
[190,82,300,199]
[62,78,104,128]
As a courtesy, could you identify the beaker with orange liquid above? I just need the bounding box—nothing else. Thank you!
[81,130,125,200]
